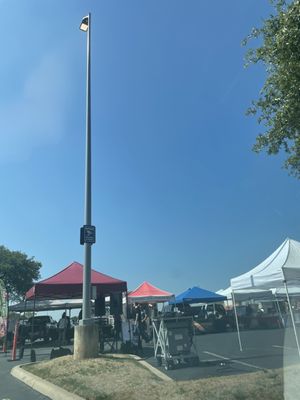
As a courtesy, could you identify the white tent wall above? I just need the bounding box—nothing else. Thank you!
[219,286,300,301]
[217,287,274,302]
[274,286,300,298]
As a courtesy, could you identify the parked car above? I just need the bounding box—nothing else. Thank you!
[165,303,228,333]
[21,315,58,343]
[190,304,228,333]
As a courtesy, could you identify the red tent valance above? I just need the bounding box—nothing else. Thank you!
[26,261,127,300]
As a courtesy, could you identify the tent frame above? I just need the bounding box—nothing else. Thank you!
[283,280,300,357]
[231,282,300,357]
[232,289,243,352]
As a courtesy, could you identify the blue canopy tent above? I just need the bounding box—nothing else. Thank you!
[171,286,227,304]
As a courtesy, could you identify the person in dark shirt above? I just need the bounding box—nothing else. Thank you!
[134,304,142,353]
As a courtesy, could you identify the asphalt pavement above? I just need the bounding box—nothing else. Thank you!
[0,346,50,400]
[145,327,300,381]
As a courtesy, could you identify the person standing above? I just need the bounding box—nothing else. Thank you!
[140,309,150,342]
[134,304,142,354]
[58,312,68,346]
[65,314,71,344]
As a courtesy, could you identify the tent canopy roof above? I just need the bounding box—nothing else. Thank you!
[231,238,300,291]
[128,281,173,303]
[26,261,127,300]
[173,286,227,304]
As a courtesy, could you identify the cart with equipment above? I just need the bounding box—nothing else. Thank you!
[152,316,199,370]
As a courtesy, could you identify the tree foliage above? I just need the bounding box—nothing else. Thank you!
[0,245,41,301]
[245,0,300,177]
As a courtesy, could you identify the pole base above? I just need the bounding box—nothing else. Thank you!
[74,324,99,360]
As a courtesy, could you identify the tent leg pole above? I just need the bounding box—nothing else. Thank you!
[284,281,300,358]
[232,290,243,352]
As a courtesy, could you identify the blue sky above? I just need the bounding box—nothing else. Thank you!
[1,0,300,296]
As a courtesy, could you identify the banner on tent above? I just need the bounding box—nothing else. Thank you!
[0,280,8,338]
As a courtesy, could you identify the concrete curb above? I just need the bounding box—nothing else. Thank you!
[104,353,173,382]
[11,363,85,400]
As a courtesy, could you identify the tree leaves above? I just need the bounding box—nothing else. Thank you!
[0,245,41,301]
[245,0,300,177]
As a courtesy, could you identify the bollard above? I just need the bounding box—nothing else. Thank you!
[11,321,19,361]
[2,341,6,353]
[30,349,36,362]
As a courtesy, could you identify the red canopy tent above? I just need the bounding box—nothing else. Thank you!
[26,261,127,300]
[128,281,174,303]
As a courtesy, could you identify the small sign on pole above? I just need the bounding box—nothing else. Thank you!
[80,225,96,245]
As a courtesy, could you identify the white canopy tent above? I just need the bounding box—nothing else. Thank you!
[230,238,300,356]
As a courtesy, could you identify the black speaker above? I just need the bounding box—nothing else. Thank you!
[50,347,72,360]
[95,296,106,316]
[110,293,122,315]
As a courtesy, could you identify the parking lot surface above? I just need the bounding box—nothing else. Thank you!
[145,327,300,381]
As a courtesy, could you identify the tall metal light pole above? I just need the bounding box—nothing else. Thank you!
[74,14,98,359]
[80,13,96,323]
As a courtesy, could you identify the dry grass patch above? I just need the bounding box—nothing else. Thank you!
[24,355,160,400]
[23,355,285,400]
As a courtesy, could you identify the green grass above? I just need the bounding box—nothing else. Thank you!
[23,355,286,400]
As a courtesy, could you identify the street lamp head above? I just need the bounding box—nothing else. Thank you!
[80,16,89,32]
